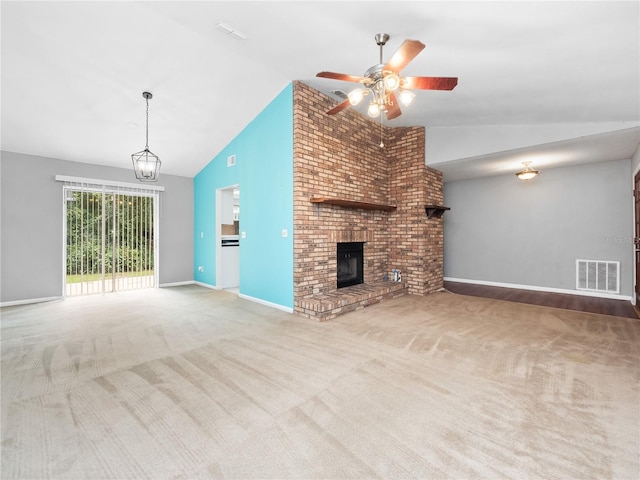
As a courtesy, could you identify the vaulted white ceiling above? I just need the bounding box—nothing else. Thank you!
[2,1,639,181]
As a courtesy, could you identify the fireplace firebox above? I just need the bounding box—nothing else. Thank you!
[337,242,364,288]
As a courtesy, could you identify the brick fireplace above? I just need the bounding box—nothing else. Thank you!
[293,81,444,320]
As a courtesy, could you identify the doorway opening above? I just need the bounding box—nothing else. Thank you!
[216,185,240,291]
[64,186,158,296]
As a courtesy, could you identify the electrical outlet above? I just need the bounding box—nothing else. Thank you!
[198,266,204,272]
[281,229,288,238]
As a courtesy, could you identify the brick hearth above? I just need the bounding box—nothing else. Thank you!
[292,81,445,320]
[297,281,408,322]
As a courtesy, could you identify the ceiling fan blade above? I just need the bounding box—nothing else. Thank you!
[386,92,402,120]
[326,99,351,115]
[316,71,367,83]
[403,76,458,90]
[384,39,425,73]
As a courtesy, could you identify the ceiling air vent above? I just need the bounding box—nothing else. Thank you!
[330,90,348,100]
[216,22,247,40]
[576,259,619,294]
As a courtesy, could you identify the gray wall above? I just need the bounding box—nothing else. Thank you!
[632,144,640,175]
[0,151,194,303]
[444,159,633,297]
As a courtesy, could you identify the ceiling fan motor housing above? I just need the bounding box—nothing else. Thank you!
[375,33,390,46]
[364,64,385,83]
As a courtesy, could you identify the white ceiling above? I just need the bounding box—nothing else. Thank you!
[2,1,639,180]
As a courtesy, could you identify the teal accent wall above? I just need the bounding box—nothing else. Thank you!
[194,83,294,308]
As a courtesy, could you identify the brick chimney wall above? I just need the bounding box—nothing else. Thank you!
[292,81,445,314]
[386,127,445,294]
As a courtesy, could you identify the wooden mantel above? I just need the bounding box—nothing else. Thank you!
[310,197,397,212]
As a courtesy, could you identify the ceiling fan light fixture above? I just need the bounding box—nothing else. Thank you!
[367,102,381,118]
[348,88,366,106]
[515,161,540,181]
[383,72,400,91]
[397,89,415,107]
[315,33,458,124]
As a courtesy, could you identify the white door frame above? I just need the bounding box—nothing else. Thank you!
[216,184,239,289]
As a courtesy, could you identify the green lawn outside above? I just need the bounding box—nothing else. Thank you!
[66,270,154,284]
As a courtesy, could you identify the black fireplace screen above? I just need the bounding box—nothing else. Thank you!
[337,242,363,288]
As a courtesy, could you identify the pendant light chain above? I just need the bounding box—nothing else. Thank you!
[145,95,150,150]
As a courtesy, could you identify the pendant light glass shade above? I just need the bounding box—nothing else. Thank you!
[348,88,366,106]
[132,92,161,182]
[397,89,415,107]
[367,101,381,117]
[383,72,400,91]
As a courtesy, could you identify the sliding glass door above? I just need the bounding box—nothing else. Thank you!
[64,187,156,296]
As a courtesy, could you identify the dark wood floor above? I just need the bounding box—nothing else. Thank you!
[444,281,639,319]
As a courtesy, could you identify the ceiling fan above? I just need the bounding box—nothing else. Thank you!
[316,33,458,120]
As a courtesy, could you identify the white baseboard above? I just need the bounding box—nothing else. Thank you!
[193,281,221,290]
[159,281,195,288]
[444,277,632,302]
[0,296,63,308]
[238,294,293,313]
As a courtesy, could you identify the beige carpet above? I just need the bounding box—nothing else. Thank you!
[1,285,638,479]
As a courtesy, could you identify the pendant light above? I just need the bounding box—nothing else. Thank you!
[131,92,161,182]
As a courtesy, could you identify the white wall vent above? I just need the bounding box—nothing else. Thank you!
[227,154,236,167]
[576,260,620,294]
